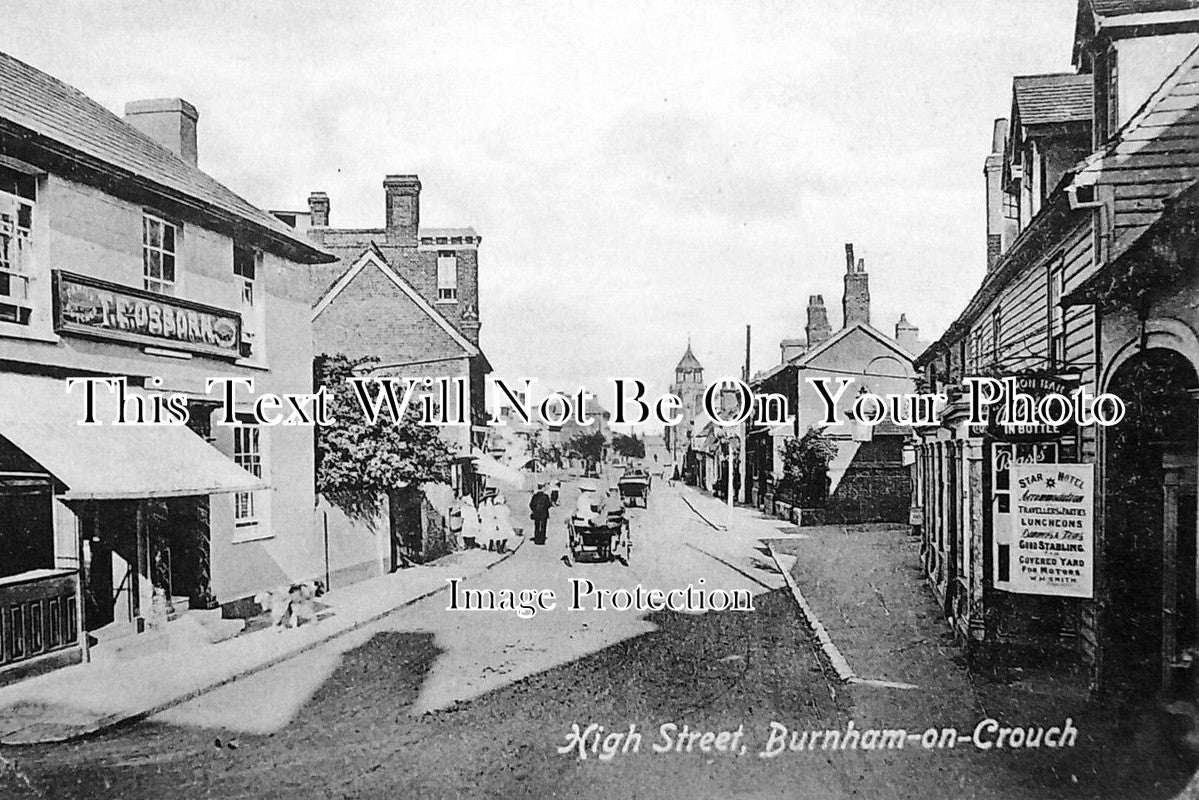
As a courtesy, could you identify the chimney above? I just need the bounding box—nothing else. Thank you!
[779,338,806,363]
[842,242,870,328]
[895,313,920,352]
[805,294,831,347]
[125,98,199,167]
[984,118,1010,272]
[384,174,421,245]
[308,192,330,227]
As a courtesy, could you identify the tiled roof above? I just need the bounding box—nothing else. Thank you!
[0,50,330,262]
[1089,0,1199,16]
[1013,73,1093,126]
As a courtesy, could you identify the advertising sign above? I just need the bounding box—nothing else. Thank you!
[53,270,241,358]
[985,373,1079,441]
[1006,463,1094,598]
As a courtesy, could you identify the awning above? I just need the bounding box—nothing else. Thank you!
[0,374,265,500]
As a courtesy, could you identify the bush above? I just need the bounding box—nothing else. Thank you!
[780,426,837,507]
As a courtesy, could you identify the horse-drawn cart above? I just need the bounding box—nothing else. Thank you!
[617,471,651,508]
[567,512,631,564]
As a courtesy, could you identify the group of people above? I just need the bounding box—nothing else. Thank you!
[456,475,640,552]
[456,492,517,553]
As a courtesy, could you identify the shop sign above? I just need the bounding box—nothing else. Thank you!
[985,373,1079,441]
[53,271,241,358]
[1006,463,1093,599]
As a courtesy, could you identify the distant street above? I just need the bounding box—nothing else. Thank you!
[2,477,1194,799]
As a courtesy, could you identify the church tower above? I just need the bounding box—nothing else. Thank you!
[666,340,705,464]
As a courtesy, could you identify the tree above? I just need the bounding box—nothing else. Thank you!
[611,432,646,459]
[780,426,837,507]
[566,429,607,467]
[314,354,454,499]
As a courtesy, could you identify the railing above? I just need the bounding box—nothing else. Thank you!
[0,569,79,670]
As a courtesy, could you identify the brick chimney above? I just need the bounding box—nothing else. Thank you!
[984,118,1011,272]
[308,191,329,227]
[842,243,870,327]
[384,174,421,245]
[895,313,920,352]
[779,337,806,363]
[805,295,831,347]
[125,98,198,167]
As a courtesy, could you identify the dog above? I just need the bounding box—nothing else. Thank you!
[254,580,326,631]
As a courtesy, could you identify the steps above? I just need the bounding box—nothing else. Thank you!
[88,608,245,664]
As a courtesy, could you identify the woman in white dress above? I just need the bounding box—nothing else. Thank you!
[491,493,516,553]
[458,497,482,549]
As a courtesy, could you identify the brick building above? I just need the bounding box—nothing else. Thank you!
[273,175,491,561]
[746,243,922,524]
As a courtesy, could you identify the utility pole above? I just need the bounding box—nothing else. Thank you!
[740,324,751,504]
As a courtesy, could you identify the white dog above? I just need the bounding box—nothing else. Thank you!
[254,580,325,631]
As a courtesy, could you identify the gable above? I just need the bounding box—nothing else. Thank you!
[312,251,475,365]
[796,324,916,371]
[1075,42,1199,262]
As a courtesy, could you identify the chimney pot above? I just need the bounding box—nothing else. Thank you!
[308,191,330,227]
[842,246,870,327]
[806,294,832,347]
[125,98,199,166]
[895,313,920,352]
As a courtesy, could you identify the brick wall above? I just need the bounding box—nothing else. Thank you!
[824,435,911,524]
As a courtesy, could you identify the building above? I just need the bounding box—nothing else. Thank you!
[664,341,707,477]
[273,176,492,561]
[912,0,1199,705]
[0,53,342,683]
[746,244,921,524]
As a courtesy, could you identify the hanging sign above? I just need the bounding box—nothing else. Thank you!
[1006,463,1094,598]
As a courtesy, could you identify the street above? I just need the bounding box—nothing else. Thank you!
[1,477,1193,800]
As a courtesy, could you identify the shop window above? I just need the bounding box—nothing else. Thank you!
[437,250,458,301]
[0,169,36,325]
[143,213,178,295]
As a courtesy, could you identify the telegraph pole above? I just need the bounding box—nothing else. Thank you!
[740,324,751,504]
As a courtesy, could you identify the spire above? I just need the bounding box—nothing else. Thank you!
[676,341,703,372]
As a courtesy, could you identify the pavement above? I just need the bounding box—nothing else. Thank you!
[4,478,1199,798]
[0,542,518,746]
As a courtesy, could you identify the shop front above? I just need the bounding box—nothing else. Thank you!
[913,373,1092,672]
[0,373,263,685]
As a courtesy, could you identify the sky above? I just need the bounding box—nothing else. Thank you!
[0,0,1078,428]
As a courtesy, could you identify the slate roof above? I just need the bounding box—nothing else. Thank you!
[0,50,330,263]
[1013,73,1094,126]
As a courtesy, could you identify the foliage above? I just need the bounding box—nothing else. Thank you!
[780,426,837,507]
[566,429,607,463]
[611,432,646,459]
[313,353,454,496]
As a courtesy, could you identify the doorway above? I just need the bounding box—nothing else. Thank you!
[1104,347,1199,698]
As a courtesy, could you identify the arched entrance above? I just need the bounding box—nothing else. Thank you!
[1104,347,1199,698]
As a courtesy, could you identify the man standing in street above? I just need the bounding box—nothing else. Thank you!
[529,483,552,545]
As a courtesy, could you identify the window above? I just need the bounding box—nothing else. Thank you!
[143,213,178,294]
[0,170,35,324]
[991,307,1002,362]
[437,251,458,301]
[233,425,261,524]
[1048,258,1065,367]
[234,244,259,358]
